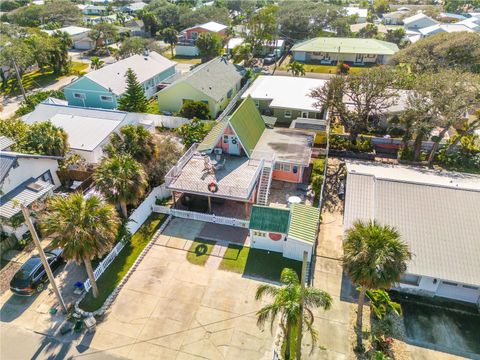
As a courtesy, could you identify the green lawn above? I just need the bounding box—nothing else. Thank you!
[79,213,166,312]
[278,56,366,75]
[162,51,202,65]
[219,245,302,282]
[186,238,216,266]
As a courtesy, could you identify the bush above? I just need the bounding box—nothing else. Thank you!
[436,135,480,173]
[15,90,65,116]
[330,135,373,152]
[179,100,210,119]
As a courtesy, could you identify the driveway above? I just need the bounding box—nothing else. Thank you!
[88,218,275,360]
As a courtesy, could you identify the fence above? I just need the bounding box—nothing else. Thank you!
[216,77,252,123]
[165,143,198,186]
[153,205,250,228]
[151,115,191,129]
[83,184,171,292]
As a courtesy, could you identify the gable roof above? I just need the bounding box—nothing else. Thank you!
[419,23,474,35]
[82,51,176,95]
[288,204,320,244]
[249,205,290,233]
[228,96,266,157]
[403,12,438,25]
[1,151,62,184]
[186,21,227,33]
[197,118,229,153]
[44,26,90,36]
[291,37,399,55]
[171,57,243,102]
[0,136,15,151]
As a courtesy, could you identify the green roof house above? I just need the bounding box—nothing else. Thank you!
[157,57,244,118]
[291,37,399,66]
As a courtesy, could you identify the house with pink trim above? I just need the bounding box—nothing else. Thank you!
[176,21,228,57]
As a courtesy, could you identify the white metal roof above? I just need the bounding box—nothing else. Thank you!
[241,76,327,112]
[344,161,480,286]
[195,21,227,32]
[419,23,474,35]
[344,7,368,18]
[83,52,176,95]
[44,26,91,36]
[403,12,437,25]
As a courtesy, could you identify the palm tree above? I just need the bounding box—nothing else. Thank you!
[40,193,120,298]
[343,220,411,350]
[256,268,332,360]
[90,56,104,70]
[94,154,148,218]
[287,61,306,77]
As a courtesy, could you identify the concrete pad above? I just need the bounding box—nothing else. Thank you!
[313,317,350,356]
[155,234,170,246]
[162,218,205,240]
[166,236,189,250]
[137,317,188,350]
[128,341,178,360]
[89,328,136,359]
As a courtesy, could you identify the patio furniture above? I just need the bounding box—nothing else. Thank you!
[215,158,226,171]
[288,196,302,205]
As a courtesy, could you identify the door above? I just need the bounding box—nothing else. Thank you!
[301,111,309,118]
[228,135,240,155]
[355,53,364,64]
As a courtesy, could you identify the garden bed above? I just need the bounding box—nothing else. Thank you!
[328,149,376,160]
[78,213,166,312]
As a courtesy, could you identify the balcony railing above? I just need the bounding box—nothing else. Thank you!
[165,143,198,186]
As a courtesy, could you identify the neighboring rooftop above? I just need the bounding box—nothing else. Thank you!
[402,12,438,25]
[288,204,320,244]
[1,151,62,184]
[419,23,474,35]
[44,26,90,36]
[83,51,176,95]
[290,118,327,132]
[291,37,399,55]
[241,75,327,112]
[344,161,480,286]
[187,21,227,32]
[344,6,368,18]
[249,205,291,233]
[125,1,147,11]
[0,136,15,151]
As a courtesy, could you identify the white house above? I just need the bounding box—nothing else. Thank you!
[344,6,368,23]
[44,26,93,50]
[343,161,480,304]
[419,23,474,37]
[402,13,438,31]
[21,100,160,163]
[0,151,62,238]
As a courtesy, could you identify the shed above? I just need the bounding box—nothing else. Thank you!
[249,205,290,253]
[284,204,320,261]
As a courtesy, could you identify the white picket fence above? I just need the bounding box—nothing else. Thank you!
[152,205,250,228]
[83,184,171,292]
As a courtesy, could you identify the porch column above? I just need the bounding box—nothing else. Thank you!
[245,202,249,219]
[172,191,176,208]
[208,196,212,213]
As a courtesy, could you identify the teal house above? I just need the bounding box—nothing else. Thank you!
[64,51,177,109]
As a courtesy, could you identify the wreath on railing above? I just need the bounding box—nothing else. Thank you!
[208,181,218,193]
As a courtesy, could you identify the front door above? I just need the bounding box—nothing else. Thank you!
[228,135,240,155]
[355,53,364,64]
[301,111,309,118]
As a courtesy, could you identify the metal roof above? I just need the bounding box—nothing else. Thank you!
[197,118,229,153]
[344,161,480,286]
[288,204,320,244]
[249,205,290,234]
[185,21,227,33]
[291,37,399,55]
[0,153,16,183]
[0,178,54,219]
[0,136,15,151]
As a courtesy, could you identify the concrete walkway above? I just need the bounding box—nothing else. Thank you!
[204,241,228,269]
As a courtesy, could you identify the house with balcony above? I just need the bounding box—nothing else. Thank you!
[291,37,399,66]
[63,51,177,109]
[164,96,315,218]
[175,21,227,57]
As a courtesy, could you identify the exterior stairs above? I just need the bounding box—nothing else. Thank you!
[256,162,273,206]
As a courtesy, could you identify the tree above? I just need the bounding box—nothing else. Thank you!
[6,5,43,26]
[40,193,119,298]
[89,23,118,52]
[357,24,378,38]
[117,68,148,113]
[23,121,69,156]
[0,117,28,149]
[94,154,148,218]
[311,68,398,143]
[255,268,332,360]
[196,32,222,62]
[392,32,480,74]
[90,56,104,70]
[161,27,178,57]
[0,39,35,93]
[245,4,277,55]
[373,0,389,15]
[176,118,210,149]
[138,10,159,37]
[286,61,306,77]
[343,221,410,349]
[231,44,253,66]
[179,100,210,119]
[41,0,81,26]
[15,90,65,116]
[51,30,72,74]
[104,125,157,164]
[144,0,180,32]
[444,0,480,13]
[145,137,182,187]
[365,289,402,321]
[178,5,231,29]
[118,37,148,59]
[383,28,406,47]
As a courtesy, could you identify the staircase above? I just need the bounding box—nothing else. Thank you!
[256,162,273,206]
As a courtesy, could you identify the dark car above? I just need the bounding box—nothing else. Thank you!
[10,249,64,296]
[263,53,277,65]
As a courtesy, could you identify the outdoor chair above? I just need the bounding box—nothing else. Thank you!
[215,158,226,171]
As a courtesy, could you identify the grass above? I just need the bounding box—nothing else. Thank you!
[2,62,88,96]
[219,245,302,282]
[162,51,202,65]
[146,98,160,114]
[278,56,366,74]
[79,213,166,312]
[186,238,216,266]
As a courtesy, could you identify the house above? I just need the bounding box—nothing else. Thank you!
[351,22,390,35]
[124,19,145,36]
[382,10,409,25]
[44,26,93,50]
[176,21,227,57]
[157,57,243,118]
[344,6,368,23]
[291,37,399,66]
[402,13,438,31]
[419,23,474,37]
[343,161,480,304]
[165,96,315,214]
[240,75,328,125]
[82,5,107,15]
[455,17,480,32]
[63,51,177,109]
[21,99,159,163]
[225,38,286,57]
[249,204,320,261]
[122,2,147,13]
[0,151,62,239]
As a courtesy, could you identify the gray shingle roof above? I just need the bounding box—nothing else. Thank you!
[175,57,243,102]
[344,162,480,286]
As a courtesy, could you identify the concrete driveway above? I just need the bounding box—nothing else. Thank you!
[89,218,275,360]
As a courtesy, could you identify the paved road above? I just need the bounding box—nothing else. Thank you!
[1,324,127,360]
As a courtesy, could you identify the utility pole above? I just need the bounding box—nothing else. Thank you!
[11,54,28,103]
[21,204,68,314]
[296,251,308,360]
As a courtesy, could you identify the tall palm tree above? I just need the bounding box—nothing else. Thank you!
[343,220,411,349]
[256,268,332,360]
[287,61,306,77]
[94,154,148,218]
[40,194,119,298]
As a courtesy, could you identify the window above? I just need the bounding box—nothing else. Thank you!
[227,88,233,99]
[442,281,458,287]
[293,165,298,174]
[223,135,228,143]
[274,163,291,172]
[37,170,53,184]
[73,93,86,99]
[100,95,113,102]
[253,231,266,237]
[284,110,292,119]
[463,285,479,290]
[191,31,198,39]
[255,100,260,108]
[400,274,420,286]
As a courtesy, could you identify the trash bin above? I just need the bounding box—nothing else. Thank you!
[84,316,96,333]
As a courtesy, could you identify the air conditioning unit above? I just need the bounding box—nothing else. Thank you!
[214,148,223,155]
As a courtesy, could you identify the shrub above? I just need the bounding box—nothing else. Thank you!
[179,100,210,119]
[329,135,373,152]
[15,90,65,116]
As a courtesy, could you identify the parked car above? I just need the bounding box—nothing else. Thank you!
[10,249,64,296]
[263,53,277,65]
